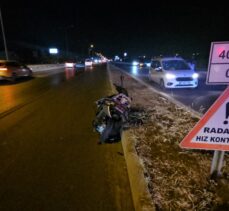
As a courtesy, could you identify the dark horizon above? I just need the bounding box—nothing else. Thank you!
[0,1,229,59]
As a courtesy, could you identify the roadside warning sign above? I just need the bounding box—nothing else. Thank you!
[180,86,229,151]
[207,41,229,84]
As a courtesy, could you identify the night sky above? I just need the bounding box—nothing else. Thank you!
[1,1,229,58]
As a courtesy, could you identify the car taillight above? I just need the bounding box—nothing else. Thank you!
[65,63,74,68]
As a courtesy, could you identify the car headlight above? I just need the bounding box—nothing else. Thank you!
[192,73,199,79]
[0,68,8,71]
[165,73,176,79]
[132,61,139,66]
[146,63,151,67]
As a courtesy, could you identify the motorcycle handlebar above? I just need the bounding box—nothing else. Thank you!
[113,83,129,96]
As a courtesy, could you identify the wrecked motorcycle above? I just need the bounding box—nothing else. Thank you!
[92,84,131,144]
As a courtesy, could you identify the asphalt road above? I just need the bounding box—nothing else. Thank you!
[0,65,134,211]
[114,63,227,114]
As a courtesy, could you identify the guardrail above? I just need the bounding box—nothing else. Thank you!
[112,62,207,79]
[112,61,132,65]
[28,64,65,72]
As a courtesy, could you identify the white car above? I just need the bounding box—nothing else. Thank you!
[148,57,198,89]
[85,59,93,67]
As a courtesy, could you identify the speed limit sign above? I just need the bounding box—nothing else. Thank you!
[206,41,229,84]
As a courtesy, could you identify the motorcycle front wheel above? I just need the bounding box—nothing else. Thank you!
[100,119,122,143]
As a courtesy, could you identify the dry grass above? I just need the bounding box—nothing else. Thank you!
[109,66,229,210]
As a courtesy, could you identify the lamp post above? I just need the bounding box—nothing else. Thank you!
[123,52,127,61]
[0,7,9,60]
[89,44,94,57]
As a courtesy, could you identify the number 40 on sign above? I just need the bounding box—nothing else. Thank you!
[207,41,229,84]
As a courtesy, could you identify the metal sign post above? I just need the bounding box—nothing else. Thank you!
[210,150,225,179]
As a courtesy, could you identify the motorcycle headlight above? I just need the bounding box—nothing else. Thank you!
[96,125,106,133]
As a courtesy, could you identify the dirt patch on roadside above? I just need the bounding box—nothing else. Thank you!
[109,65,229,210]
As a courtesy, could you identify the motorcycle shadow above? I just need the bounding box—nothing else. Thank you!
[102,134,122,144]
[104,139,121,144]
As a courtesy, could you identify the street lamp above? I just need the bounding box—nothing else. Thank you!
[123,52,127,61]
[0,7,9,60]
[89,44,94,57]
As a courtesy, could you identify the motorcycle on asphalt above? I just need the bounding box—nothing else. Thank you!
[92,84,131,144]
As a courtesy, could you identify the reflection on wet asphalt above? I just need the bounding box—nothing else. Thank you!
[0,68,84,116]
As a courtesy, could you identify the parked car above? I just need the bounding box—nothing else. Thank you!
[148,57,198,89]
[0,60,33,82]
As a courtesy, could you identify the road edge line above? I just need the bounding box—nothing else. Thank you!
[107,63,155,211]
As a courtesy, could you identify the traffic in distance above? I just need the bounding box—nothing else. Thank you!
[64,57,108,69]
[0,56,108,83]
[119,56,199,89]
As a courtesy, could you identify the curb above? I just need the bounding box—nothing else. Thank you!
[121,131,155,211]
[107,64,155,211]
